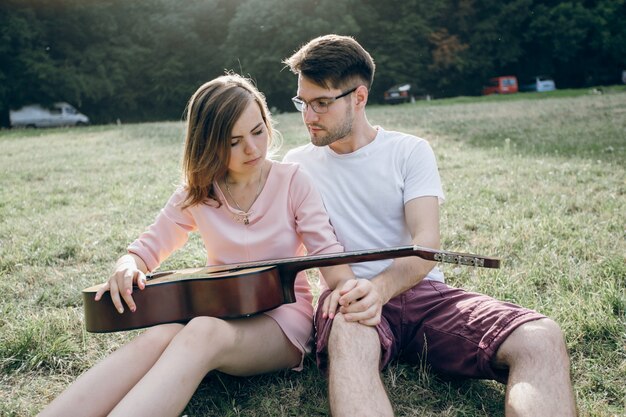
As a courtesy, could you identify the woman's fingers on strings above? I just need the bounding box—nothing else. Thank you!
[123,270,135,295]
[108,279,125,314]
[93,269,144,312]
[137,271,147,290]
[94,281,110,301]
[120,270,137,312]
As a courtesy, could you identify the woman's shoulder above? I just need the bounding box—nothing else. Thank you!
[267,159,314,189]
[166,184,215,210]
[268,159,302,178]
[169,184,190,201]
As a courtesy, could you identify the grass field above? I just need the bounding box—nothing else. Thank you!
[1,87,624,416]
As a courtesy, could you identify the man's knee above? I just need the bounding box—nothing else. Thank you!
[329,313,376,340]
[328,313,380,361]
[497,318,569,367]
[519,318,567,353]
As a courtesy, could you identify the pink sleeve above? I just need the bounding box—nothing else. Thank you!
[289,166,344,256]
[127,188,197,271]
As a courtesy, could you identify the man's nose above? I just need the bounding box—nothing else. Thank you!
[303,104,318,124]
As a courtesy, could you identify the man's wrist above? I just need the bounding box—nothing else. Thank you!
[370,276,391,305]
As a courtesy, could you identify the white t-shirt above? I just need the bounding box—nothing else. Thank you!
[284,127,445,282]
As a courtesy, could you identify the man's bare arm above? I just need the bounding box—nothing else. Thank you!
[371,196,440,303]
[338,196,440,325]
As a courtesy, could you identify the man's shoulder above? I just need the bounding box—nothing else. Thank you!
[372,128,434,160]
[378,127,429,147]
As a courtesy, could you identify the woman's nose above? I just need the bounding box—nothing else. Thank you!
[244,137,257,154]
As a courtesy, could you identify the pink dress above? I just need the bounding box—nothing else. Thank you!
[127,160,343,370]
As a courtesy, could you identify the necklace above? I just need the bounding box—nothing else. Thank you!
[224,164,264,225]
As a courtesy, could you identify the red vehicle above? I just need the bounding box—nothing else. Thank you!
[482,76,518,95]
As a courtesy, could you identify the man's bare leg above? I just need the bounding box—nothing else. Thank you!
[496,318,577,416]
[327,314,393,417]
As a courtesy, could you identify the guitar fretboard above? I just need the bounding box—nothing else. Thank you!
[146,245,500,282]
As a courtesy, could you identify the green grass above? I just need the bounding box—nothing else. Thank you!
[1,90,625,416]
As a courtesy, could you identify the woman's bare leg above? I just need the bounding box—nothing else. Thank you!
[39,324,183,417]
[109,315,301,417]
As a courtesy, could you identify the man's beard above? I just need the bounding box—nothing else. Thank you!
[309,107,353,147]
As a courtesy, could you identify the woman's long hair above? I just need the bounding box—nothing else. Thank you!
[181,74,277,209]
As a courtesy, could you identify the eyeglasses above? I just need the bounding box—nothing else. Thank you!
[291,87,358,114]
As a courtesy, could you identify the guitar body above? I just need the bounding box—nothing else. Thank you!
[83,266,294,333]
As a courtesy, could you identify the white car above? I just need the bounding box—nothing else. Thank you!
[521,76,556,93]
[10,102,89,128]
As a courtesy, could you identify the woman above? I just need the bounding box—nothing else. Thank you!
[40,74,354,417]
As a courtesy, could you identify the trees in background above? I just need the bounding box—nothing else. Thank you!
[1,0,624,126]
[220,0,362,109]
[0,0,238,125]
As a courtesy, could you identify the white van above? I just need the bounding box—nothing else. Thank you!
[10,102,89,128]
[520,76,556,93]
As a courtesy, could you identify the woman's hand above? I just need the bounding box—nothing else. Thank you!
[321,285,344,320]
[94,254,147,314]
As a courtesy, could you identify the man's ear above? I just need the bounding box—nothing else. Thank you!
[354,85,369,108]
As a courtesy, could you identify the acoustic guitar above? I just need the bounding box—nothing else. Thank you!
[83,245,500,333]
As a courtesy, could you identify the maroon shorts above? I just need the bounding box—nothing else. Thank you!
[314,279,545,383]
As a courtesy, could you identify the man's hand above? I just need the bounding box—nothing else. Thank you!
[322,279,385,326]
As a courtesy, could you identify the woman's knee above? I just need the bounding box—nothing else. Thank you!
[178,316,237,349]
[136,323,184,352]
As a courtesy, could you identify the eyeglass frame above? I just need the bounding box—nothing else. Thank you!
[291,86,359,114]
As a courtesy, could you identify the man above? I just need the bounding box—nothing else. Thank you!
[283,34,576,417]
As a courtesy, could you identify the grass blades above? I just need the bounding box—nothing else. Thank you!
[1,90,624,416]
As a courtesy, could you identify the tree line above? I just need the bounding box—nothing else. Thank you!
[1,0,624,126]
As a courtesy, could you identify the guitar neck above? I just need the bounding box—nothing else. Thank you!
[148,246,500,280]
[278,245,500,275]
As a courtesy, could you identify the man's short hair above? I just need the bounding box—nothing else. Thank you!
[284,34,375,90]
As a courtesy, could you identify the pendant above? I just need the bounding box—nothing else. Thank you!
[233,213,250,225]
